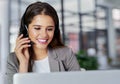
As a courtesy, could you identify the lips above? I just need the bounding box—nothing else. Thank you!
[37,39,48,44]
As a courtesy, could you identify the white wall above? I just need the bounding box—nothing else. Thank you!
[0,0,9,84]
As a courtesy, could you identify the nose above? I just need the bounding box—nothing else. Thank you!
[39,29,48,38]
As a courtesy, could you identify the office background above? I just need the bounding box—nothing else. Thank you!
[1,0,120,84]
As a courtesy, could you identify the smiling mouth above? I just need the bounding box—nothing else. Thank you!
[37,39,48,44]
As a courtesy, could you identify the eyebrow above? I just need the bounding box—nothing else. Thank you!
[33,25,55,28]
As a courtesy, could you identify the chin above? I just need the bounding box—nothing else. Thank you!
[36,45,48,49]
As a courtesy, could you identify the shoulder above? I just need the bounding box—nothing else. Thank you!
[54,46,73,54]
[7,52,18,64]
[7,52,16,60]
[53,46,75,59]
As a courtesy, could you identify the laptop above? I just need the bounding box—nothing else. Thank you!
[13,70,120,84]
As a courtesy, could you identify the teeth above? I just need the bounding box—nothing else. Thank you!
[38,39,47,42]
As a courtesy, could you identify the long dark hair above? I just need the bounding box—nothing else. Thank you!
[18,1,64,72]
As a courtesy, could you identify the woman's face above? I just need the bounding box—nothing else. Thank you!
[28,14,55,49]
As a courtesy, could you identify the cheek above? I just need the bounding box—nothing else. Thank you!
[49,32,54,39]
[28,30,37,38]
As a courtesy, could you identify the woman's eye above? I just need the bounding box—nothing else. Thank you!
[34,28,41,30]
[48,29,53,31]
[47,28,54,31]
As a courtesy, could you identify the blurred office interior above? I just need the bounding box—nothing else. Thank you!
[1,0,120,84]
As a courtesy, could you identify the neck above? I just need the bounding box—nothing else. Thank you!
[33,47,48,60]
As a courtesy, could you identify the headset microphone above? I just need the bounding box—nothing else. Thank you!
[25,25,34,45]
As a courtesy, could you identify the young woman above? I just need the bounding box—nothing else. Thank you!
[6,1,80,84]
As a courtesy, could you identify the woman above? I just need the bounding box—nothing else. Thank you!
[6,1,80,84]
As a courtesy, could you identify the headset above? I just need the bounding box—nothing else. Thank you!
[24,25,34,45]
